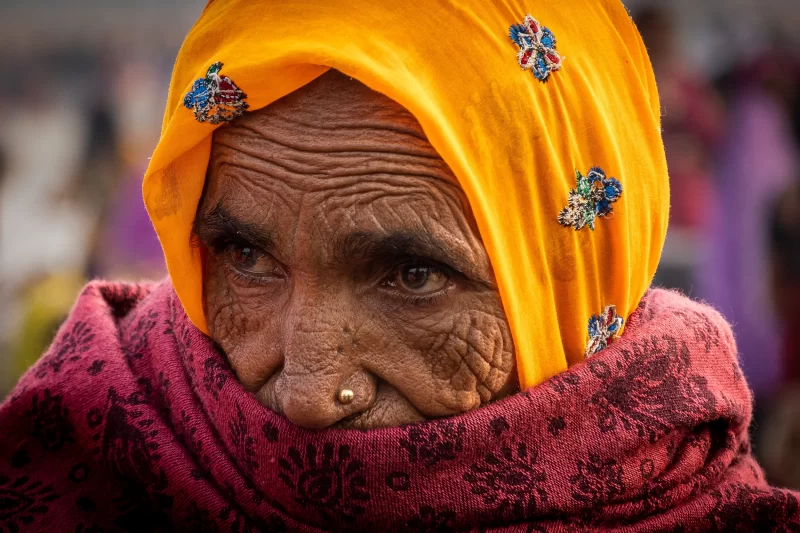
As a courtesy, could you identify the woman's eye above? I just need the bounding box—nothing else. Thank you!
[227,245,282,277]
[387,263,450,294]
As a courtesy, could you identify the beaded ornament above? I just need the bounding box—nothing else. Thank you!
[184,62,248,124]
[509,15,563,82]
[585,305,624,357]
[558,167,623,231]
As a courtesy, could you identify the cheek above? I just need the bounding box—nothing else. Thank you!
[204,258,253,343]
[203,256,282,388]
[377,294,516,416]
[426,306,516,408]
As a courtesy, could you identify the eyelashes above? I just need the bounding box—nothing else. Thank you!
[203,231,249,255]
[224,263,275,287]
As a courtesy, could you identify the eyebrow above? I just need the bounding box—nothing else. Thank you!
[192,202,275,252]
[337,231,484,283]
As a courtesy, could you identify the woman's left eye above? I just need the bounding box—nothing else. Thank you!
[384,262,450,295]
[227,244,283,277]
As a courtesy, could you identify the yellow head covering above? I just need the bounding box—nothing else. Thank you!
[144,0,669,389]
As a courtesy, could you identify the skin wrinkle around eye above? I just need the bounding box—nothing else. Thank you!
[200,185,491,287]
[196,70,518,429]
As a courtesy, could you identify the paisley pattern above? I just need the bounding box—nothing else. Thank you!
[203,358,228,400]
[406,506,456,532]
[463,438,548,519]
[589,335,717,443]
[569,454,625,506]
[278,443,369,522]
[0,280,797,532]
[229,403,258,473]
[28,389,75,452]
[0,474,58,532]
[399,420,466,467]
[703,483,800,532]
[34,321,95,379]
[122,310,158,363]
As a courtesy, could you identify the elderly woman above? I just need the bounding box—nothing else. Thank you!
[2,1,799,531]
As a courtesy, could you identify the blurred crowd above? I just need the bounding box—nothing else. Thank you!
[1,2,800,488]
[0,24,180,391]
[636,7,800,489]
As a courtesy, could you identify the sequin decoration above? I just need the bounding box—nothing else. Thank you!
[509,15,563,82]
[585,305,624,357]
[184,62,248,124]
[558,167,623,231]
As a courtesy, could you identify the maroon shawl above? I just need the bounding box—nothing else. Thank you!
[1,280,798,532]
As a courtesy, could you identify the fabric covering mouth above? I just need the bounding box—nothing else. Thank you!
[2,280,794,531]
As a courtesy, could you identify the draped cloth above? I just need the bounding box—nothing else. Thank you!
[1,280,798,532]
[143,0,671,388]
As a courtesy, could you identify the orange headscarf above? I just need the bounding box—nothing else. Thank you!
[143,0,669,389]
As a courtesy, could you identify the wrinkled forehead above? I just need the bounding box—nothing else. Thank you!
[209,70,459,187]
[199,70,480,263]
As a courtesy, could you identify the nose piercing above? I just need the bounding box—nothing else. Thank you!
[337,388,355,405]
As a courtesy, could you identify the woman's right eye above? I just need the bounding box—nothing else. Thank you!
[227,244,284,278]
[382,261,452,296]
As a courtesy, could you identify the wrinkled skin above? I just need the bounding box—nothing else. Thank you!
[195,70,517,429]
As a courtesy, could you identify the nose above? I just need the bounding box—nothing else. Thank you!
[274,289,377,428]
[276,368,376,428]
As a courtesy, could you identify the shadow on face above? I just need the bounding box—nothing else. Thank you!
[193,70,517,429]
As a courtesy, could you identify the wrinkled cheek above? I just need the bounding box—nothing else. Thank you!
[210,300,282,390]
[207,288,256,353]
[428,310,515,409]
[203,263,278,389]
[204,266,245,345]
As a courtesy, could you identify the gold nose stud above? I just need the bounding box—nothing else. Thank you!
[337,388,355,405]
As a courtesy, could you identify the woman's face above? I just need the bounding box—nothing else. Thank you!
[195,71,517,429]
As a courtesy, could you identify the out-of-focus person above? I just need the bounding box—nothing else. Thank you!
[87,60,166,281]
[761,181,800,489]
[699,51,800,403]
[0,69,93,295]
[770,181,800,385]
[0,58,168,396]
[635,6,726,295]
[0,69,93,395]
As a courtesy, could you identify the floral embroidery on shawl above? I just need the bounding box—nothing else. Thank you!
[509,15,563,82]
[558,167,623,231]
[183,62,248,124]
[586,305,624,357]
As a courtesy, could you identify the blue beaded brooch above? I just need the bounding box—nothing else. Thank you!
[184,62,248,124]
[558,167,623,231]
[509,15,563,82]
[586,305,624,357]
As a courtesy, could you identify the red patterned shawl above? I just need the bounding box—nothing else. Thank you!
[1,280,798,532]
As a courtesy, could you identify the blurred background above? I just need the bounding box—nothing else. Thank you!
[1,0,800,488]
